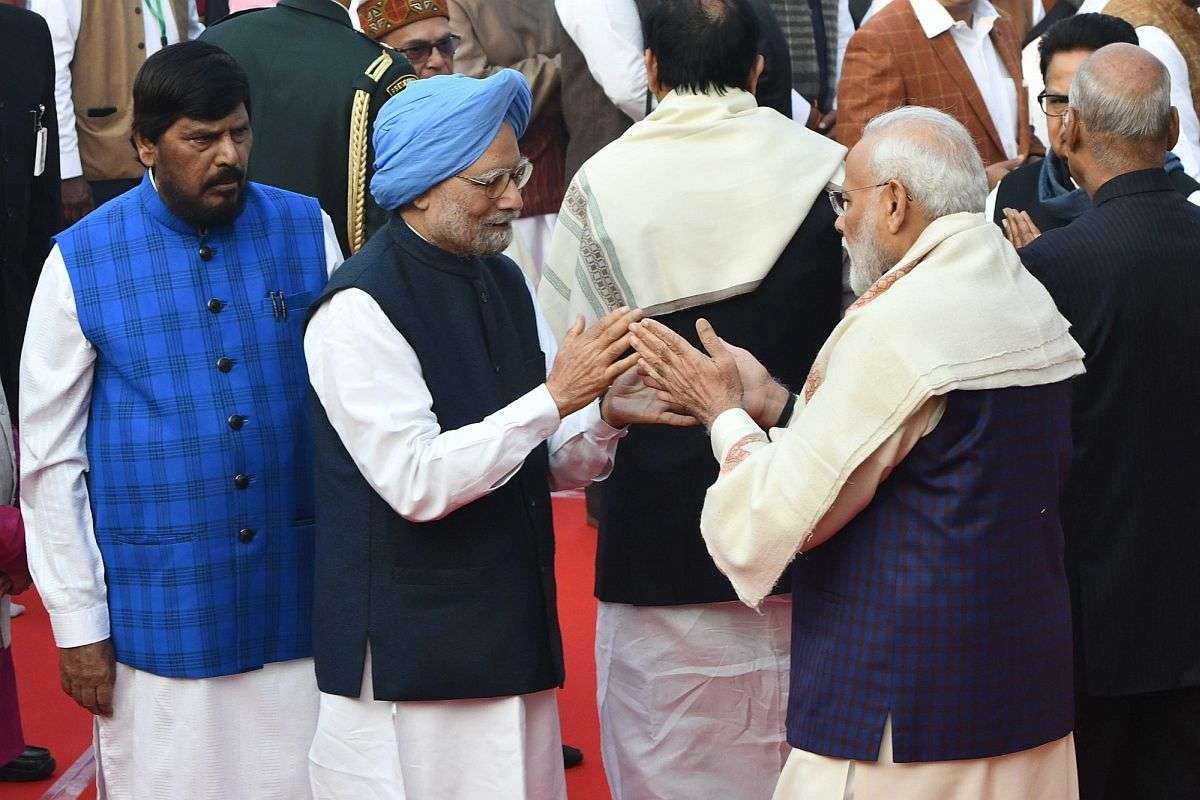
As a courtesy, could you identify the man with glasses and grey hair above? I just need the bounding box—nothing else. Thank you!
[628,105,1085,799]
[1019,42,1200,800]
[303,69,690,800]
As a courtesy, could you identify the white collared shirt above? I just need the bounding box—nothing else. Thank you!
[909,0,1019,159]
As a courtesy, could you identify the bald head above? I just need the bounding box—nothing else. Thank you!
[1070,43,1174,161]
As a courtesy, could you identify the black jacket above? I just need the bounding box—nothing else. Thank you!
[1020,169,1200,697]
[0,6,60,413]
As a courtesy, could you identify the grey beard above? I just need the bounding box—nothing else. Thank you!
[437,196,517,257]
[846,237,894,296]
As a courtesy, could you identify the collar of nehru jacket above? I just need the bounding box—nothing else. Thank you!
[1093,167,1175,208]
[277,0,353,27]
[909,0,1000,38]
[369,69,532,212]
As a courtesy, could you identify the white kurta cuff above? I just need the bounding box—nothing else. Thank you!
[709,408,763,462]
[49,602,111,648]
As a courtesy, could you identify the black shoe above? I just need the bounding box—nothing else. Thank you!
[562,744,583,769]
[0,746,56,782]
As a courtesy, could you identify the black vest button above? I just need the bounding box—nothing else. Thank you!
[199,245,214,261]
[228,414,245,431]
[207,298,225,313]
[234,473,250,490]
[216,357,233,373]
[479,289,489,303]
[238,528,256,543]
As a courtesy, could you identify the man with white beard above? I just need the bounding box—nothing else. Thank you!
[629,107,1087,799]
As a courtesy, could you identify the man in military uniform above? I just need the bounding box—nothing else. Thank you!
[201,0,415,256]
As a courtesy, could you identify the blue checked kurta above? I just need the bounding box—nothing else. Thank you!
[54,174,328,678]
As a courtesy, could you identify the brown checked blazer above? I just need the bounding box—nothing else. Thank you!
[836,0,1042,166]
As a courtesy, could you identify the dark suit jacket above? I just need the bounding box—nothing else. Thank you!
[201,0,415,256]
[0,6,61,412]
[1023,0,1080,46]
[1020,169,1200,698]
[751,0,796,120]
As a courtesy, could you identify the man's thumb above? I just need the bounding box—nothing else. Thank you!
[696,319,729,362]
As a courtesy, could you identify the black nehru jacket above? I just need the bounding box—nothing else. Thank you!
[306,219,563,701]
[993,157,1200,234]
[0,6,60,411]
[1019,168,1200,698]
[595,199,843,606]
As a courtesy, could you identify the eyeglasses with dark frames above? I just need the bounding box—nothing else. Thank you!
[391,33,461,66]
[827,180,912,216]
[454,157,534,199]
[1037,91,1070,118]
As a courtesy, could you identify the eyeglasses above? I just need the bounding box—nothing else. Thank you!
[1037,91,1070,118]
[391,33,461,66]
[827,181,909,216]
[455,157,533,199]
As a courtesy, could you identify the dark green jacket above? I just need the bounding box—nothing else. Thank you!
[201,0,414,256]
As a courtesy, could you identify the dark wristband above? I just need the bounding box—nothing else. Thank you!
[774,391,797,429]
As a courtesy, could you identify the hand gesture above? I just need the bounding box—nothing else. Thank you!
[61,177,95,225]
[630,318,743,428]
[1002,208,1043,248]
[546,307,643,418]
[600,364,697,428]
[985,156,1025,189]
[60,638,116,717]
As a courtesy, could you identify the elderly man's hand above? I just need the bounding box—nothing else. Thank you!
[0,569,31,597]
[546,307,644,418]
[601,365,697,428]
[1002,208,1043,248]
[59,638,116,717]
[630,318,743,429]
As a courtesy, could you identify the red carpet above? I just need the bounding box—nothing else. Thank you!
[2,495,610,799]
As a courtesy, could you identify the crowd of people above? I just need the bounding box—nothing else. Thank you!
[0,0,1197,798]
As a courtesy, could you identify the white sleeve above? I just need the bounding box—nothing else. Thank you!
[835,0,854,91]
[320,211,343,277]
[187,0,205,39]
[555,0,649,122]
[19,247,108,648]
[306,289,558,523]
[29,0,82,180]
[791,89,813,124]
[1137,26,1200,180]
[985,181,999,220]
[527,275,627,490]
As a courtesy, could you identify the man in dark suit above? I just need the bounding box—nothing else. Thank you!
[1020,43,1200,800]
[0,2,61,414]
[201,0,415,256]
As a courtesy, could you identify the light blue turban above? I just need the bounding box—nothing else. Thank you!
[370,69,533,211]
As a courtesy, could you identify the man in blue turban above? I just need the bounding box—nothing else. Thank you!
[303,69,693,799]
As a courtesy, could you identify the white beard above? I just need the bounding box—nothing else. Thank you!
[844,207,896,295]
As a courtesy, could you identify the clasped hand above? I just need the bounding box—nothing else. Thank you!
[545,307,695,428]
[630,318,791,430]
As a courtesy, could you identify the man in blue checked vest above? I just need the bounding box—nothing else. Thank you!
[631,107,1086,799]
[20,42,340,800]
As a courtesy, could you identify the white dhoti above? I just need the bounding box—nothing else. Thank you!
[773,718,1079,800]
[95,657,318,800]
[308,650,566,800]
[596,597,792,800]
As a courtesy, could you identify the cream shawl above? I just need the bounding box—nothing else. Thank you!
[701,212,1087,608]
[537,88,847,338]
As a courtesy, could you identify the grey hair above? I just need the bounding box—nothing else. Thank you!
[1070,51,1171,140]
[861,106,988,217]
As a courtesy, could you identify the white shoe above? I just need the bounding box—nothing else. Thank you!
[8,603,24,618]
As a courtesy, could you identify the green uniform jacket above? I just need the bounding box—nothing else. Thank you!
[201,0,415,256]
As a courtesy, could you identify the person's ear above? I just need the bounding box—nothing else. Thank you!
[885,180,907,234]
[132,129,156,169]
[645,50,663,97]
[1060,107,1081,158]
[746,53,765,94]
[411,187,433,212]
[1167,106,1180,151]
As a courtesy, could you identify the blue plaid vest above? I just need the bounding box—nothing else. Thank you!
[787,385,1076,762]
[57,174,327,678]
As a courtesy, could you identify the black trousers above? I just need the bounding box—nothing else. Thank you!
[1075,687,1200,800]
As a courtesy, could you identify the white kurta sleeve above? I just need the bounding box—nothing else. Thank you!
[305,278,622,523]
[320,211,343,276]
[555,0,649,121]
[19,246,108,648]
[1136,26,1200,180]
[29,0,83,180]
[186,0,205,39]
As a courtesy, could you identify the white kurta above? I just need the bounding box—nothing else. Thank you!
[596,598,792,800]
[19,199,343,800]
[303,254,625,799]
